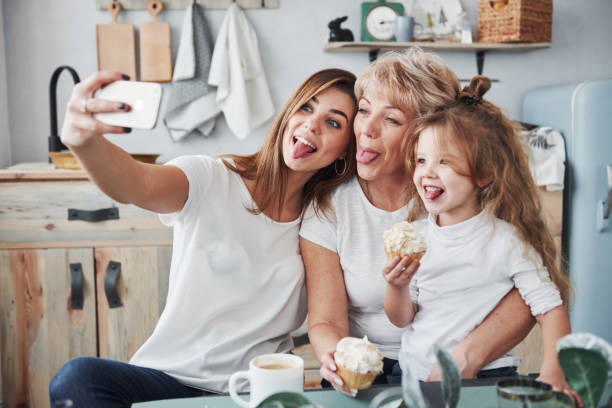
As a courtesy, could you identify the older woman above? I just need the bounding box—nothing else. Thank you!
[300,49,534,395]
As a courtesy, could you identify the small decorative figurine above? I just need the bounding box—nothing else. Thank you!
[328,16,354,42]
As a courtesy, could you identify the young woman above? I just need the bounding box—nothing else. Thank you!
[383,75,579,406]
[300,49,535,396]
[49,68,357,407]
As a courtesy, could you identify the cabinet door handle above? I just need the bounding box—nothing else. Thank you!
[67,207,119,222]
[104,261,123,308]
[69,262,84,310]
[596,165,612,232]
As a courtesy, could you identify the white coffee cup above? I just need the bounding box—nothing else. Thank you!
[228,353,304,408]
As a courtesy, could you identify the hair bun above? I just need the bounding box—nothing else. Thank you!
[458,75,491,105]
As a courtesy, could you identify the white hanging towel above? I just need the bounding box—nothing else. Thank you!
[522,126,566,191]
[208,3,275,140]
[163,3,219,141]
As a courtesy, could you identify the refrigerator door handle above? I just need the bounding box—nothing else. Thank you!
[606,165,612,219]
[596,164,612,232]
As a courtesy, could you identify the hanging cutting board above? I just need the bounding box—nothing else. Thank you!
[96,1,137,80]
[139,0,173,82]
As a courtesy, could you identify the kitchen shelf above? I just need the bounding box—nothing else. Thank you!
[324,41,551,76]
[324,41,550,53]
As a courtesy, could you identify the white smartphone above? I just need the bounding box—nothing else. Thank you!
[94,81,163,130]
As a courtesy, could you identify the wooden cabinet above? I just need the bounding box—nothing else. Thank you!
[0,164,172,408]
[95,246,171,361]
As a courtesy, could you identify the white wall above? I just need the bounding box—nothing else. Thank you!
[0,0,11,168]
[2,0,612,165]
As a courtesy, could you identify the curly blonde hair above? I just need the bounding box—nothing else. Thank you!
[406,76,571,304]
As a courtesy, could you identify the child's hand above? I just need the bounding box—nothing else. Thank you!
[382,255,420,287]
[537,369,583,407]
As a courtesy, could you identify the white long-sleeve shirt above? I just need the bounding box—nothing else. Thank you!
[402,212,563,379]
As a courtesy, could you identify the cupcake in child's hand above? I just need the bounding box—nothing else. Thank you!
[383,221,427,262]
[334,336,383,390]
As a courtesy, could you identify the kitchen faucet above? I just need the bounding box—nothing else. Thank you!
[48,66,80,157]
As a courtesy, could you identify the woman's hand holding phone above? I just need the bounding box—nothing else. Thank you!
[61,71,133,148]
[94,80,162,130]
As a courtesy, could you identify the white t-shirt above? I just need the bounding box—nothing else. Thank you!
[129,155,307,392]
[299,176,410,359]
[403,212,563,379]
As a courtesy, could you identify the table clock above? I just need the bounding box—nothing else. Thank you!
[361,0,405,42]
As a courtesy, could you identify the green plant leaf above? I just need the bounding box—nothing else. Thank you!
[558,348,607,407]
[399,350,429,408]
[367,388,404,408]
[434,345,461,408]
[557,332,612,406]
[255,392,312,408]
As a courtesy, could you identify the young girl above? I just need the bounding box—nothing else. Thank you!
[49,68,357,407]
[382,76,580,405]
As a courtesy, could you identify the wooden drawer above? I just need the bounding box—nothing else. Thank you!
[0,180,172,248]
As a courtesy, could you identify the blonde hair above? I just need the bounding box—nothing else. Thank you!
[407,76,571,305]
[355,48,460,119]
[221,68,357,217]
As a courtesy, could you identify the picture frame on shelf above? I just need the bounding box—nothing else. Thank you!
[408,0,464,40]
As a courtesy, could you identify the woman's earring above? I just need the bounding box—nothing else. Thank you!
[334,157,347,176]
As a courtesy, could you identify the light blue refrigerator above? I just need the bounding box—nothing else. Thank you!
[523,79,612,344]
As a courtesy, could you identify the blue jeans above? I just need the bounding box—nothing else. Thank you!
[49,357,206,408]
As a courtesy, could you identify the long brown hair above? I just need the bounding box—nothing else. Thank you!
[221,69,357,217]
[406,76,571,304]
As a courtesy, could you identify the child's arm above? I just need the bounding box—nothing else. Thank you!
[61,71,188,214]
[382,256,419,328]
[536,306,583,407]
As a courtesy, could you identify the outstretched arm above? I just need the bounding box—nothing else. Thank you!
[61,71,188,214]
[428,288,534,380]
[300,237,354,396]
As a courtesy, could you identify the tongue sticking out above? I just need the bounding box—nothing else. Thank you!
[293,141,315,159]
[424,187,443,200]
[356,149,379,164]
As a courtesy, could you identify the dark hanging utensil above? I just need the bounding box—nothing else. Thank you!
[48,66,80,160]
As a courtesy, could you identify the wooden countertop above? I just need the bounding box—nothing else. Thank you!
[0,162,89,181]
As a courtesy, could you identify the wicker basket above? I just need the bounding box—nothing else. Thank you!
[478,0,552,43]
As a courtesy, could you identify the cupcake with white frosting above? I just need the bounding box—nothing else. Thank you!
[383,221,427,262]
[334,336,383,390]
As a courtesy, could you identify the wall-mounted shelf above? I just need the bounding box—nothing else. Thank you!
[95,0,278,10]
[324,41,551,76]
